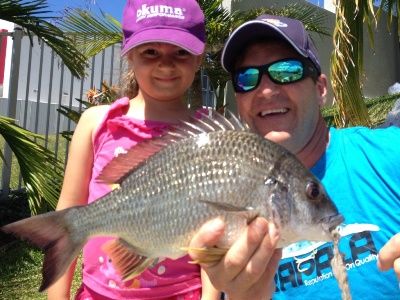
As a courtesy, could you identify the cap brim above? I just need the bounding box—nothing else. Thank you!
[121,28,205,56]
[221,21,307,72]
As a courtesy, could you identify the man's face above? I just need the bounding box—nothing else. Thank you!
[235,41,327,154]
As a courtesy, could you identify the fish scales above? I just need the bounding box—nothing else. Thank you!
[1,110,344,291]
[71,130,286,256]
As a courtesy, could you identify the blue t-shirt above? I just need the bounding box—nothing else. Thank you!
[273,126,400,299]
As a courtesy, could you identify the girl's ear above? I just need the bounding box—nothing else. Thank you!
[196,53,205,70]
[126,49,135,63]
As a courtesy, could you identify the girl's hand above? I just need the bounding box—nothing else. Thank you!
[378,233,400,279]
[189,217,281,300]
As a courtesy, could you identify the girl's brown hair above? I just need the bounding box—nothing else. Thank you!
[119,55,139,99]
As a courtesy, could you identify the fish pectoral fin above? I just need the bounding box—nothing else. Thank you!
[199,200,259,222]
[199,200,255,213]
[102,238,157,281]
[181,246,228,265]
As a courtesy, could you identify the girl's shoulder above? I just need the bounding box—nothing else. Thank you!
[83,104,112,119]
[80,104,112,132]
[79,98,130,137]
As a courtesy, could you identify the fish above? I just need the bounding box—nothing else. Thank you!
[1,109,344,292]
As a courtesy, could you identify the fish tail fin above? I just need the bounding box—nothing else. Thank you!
[1,208,85,292]
[181,246,228,265]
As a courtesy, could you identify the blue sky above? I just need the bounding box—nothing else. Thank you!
[47,0,125,21]
[307,0,323,6]
[46,0,326,23]
[45,0,384,23]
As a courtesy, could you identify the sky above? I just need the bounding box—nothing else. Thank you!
[44,0,385,24]
[46,0,126,21]
[46,0,326,23]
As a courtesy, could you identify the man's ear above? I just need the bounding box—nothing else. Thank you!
[316,74,328,106]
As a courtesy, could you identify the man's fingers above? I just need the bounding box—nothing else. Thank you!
[234,222,280,285]
[187,218,225,267]
[259,249,283,293]
[378,234,400,271]
[218,218,269,281]
[188,218,225,264]
[190,218,280,299]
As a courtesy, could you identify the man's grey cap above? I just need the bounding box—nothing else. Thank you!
[221,14,321,74]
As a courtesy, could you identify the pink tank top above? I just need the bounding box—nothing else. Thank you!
[76,98,201,300]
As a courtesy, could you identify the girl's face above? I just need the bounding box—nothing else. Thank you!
[128,43,202,103]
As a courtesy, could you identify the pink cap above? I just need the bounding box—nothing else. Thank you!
[121,0,206,56]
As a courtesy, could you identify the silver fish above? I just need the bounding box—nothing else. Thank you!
[1,110,343,291]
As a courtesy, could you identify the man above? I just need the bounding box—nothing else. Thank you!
[190,14,400,299]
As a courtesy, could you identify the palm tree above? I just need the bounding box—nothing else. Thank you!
[0,0,87,214]
[331,0,400,127]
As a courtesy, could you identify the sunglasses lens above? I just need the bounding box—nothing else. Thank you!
[234,59,309,93]
[269,60,304,83]
[236,68,260,92]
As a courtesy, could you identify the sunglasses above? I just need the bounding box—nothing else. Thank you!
[232,58,318,93]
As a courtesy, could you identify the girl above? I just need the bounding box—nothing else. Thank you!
[47,0,207,299]
[46,0,281,298]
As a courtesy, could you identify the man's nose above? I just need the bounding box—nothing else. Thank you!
[256,73,280,97]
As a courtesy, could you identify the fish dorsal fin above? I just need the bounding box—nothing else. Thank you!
[96,109,248,184]
[195,109,248,131]
[102,238,158,281]
[96,132,176,184]
[174,109,248,134]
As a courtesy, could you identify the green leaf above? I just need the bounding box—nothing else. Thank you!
[0,116,63,214]
[57,8,122,58]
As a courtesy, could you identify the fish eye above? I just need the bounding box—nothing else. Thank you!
[306,181,321,200]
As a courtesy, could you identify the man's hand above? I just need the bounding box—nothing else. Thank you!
[189,217,281,300]
[378,233,400,279]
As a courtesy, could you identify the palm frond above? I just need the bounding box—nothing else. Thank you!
[330,0,372,127]
[198,0,242,51]
[0,0,87,78]
[0,116,63,214]
[322,92,400,127]
[57,8,122,58]
[377,0,400,33]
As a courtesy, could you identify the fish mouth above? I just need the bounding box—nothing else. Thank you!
[321,214,344,232]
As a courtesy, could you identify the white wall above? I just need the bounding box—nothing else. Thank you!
[222,0,232,10]
[323,0,335,13]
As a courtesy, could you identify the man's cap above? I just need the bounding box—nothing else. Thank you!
[221,14,321,73]
[121,0,206,56]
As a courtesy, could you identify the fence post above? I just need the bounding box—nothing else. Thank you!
[1,27,23,197]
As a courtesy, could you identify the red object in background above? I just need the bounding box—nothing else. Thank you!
[0,29,8,85]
